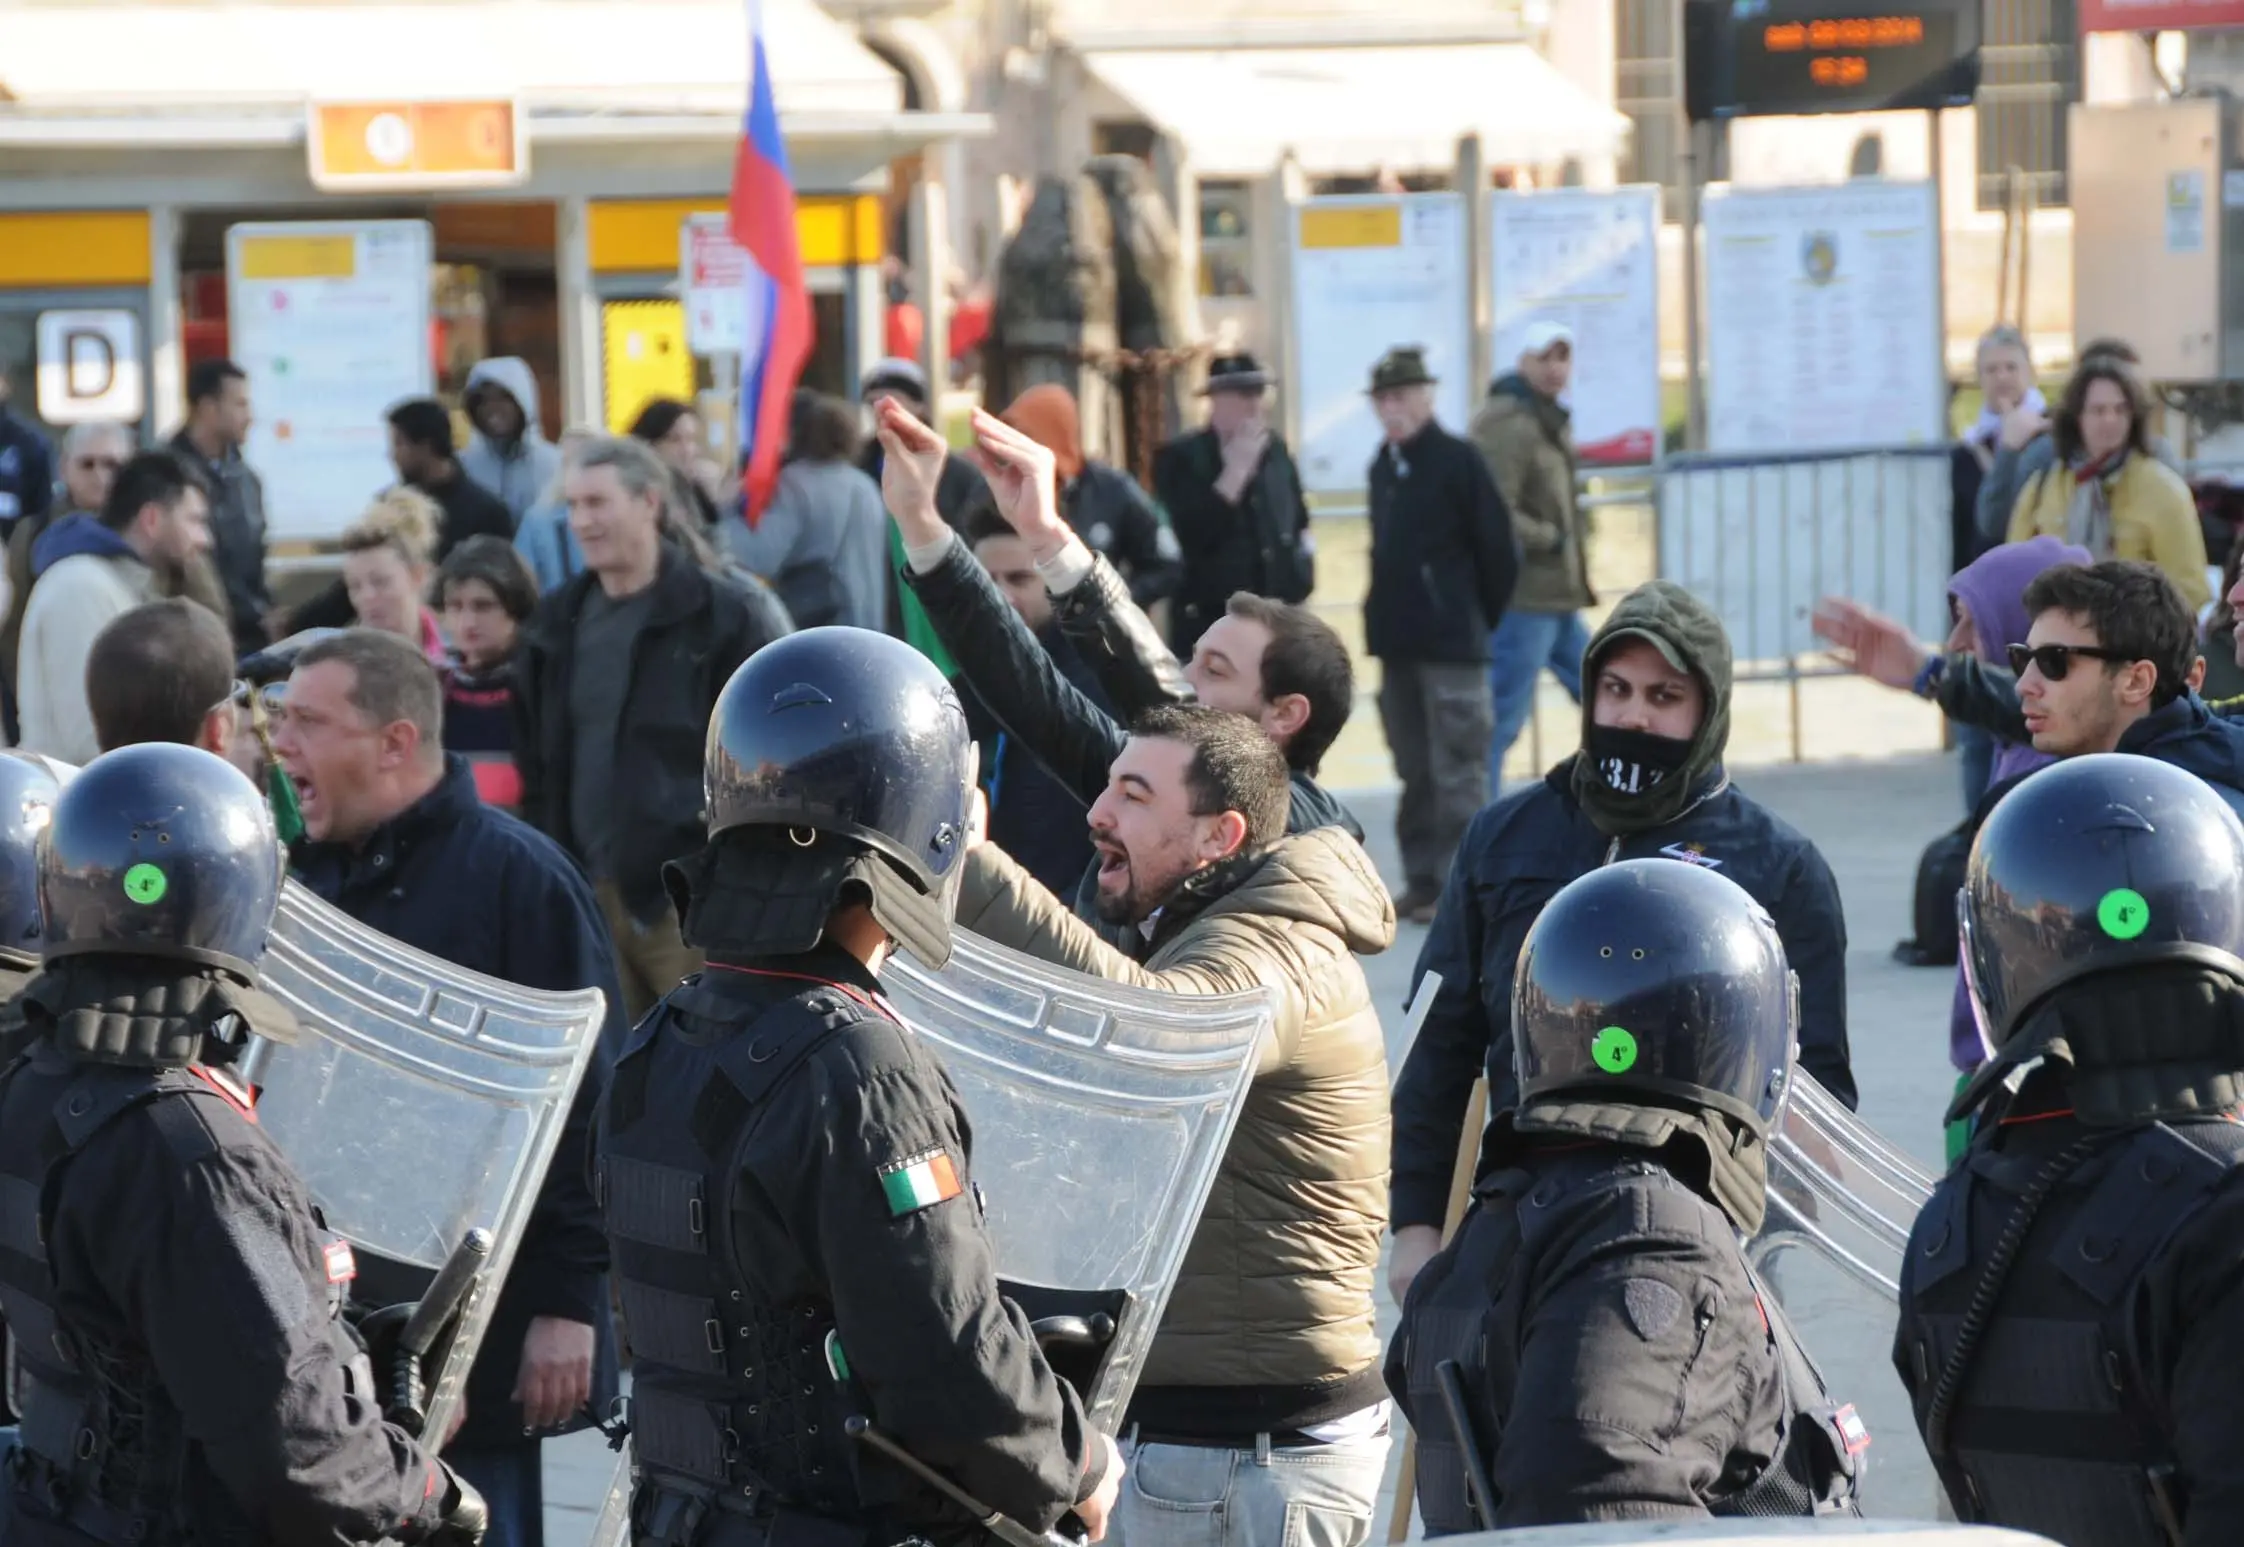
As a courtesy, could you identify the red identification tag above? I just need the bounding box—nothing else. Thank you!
[1833,1404,1871,1456]
[323,1240,357,1285]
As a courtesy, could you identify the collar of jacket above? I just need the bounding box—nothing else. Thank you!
[532,541,711,650]
[1379,421,1445,469]
[1145,844,1270,952]
[301,754,479,892]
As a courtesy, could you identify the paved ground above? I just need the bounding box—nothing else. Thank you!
[538,751,1969,1541]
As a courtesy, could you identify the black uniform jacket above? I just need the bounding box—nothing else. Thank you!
[1389,1146,1789,1527]
[637,951,1104,1531]
[12,1049,449,1542]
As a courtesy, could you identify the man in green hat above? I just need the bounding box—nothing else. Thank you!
[1362,344,1519,923]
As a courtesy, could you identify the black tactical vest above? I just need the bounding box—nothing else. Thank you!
[1898,1117,2244,1544]
[0,1047,363,1547]
[596,973,876,1544]
[1398,1152,1863,1533]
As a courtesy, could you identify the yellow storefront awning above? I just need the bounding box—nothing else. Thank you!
[1079,42,1630,177]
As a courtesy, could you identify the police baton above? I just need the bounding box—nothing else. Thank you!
[843,1416,1084,1547]
[389,1228,492,1437]
[1433,1360,1497,1530]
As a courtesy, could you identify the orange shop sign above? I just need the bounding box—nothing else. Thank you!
[307,101,526,191]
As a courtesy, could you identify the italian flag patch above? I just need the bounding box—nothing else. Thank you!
[879,1148,964,1216]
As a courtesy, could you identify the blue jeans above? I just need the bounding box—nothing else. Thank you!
[1113,1428,1389,1547]
[447,1442,545,1547]
[1488,609,1591,793]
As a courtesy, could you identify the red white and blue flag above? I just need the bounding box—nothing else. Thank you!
[731,0,814,523]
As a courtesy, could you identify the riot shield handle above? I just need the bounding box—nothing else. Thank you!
[843,1415,1084,1547]
[1030,1314,1115,1350]
[390,1229,493,1436]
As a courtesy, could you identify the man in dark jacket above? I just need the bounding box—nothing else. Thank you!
[1387,579,1855,1305]
[270,628,627,1547]
[1154,352,1314,655]
[999,384,1182,609]
[1364,346,1519,922]
[389,397,517,552]
[1470,323,1593,789]
[168,358,270,652]
[963,508,1115,894]
[1818,560,2244,813]
[514,435,784,1016]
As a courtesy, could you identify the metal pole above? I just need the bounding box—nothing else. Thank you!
[1459,133,1491,400]
[1928,108,1951,436]
[1681,117,1708,451]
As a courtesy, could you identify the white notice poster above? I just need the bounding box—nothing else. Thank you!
[1491,187,1662,465]
[1288,195,1469,497]
[227,220,434,542]
[1703,183,1943,455]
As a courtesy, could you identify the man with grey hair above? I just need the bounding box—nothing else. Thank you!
[514,434,786,1016]
[274,626,628,1547]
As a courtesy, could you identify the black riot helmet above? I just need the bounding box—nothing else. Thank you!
[697,627,975,966]
[37,743,284,982]
[1514,859,1797,1135]
[0,753,62,966]
[1962,754,2244,1052]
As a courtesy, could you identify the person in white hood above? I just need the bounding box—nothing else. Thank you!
[461,357,562,524]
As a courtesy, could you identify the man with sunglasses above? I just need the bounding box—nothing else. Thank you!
[1819,560,2244,812]
[2,421,125,708]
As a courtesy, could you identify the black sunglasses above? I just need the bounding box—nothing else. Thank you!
[2007,642,2137,681]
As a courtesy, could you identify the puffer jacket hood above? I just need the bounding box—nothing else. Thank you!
[1569,580,1733,833]
[31,513,137,579]
[464,356,542,433]
[1162,825,1394,959]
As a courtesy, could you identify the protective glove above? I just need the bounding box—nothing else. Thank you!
[429,1462,490,1547]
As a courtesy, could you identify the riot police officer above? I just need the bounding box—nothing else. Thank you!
[1387,859,1863,1528]
[596,627,1121,1547]
[0,743,487,1546]
[1898,753,2244,1543]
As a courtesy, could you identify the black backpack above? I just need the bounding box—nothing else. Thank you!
[1894,821,1973,967]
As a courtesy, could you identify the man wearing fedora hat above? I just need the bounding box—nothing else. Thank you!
[1154,351,1315,654]
[1364,344,1519,924]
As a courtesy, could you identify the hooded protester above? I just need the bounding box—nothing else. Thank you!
[461,357,562,525]
[1945,537,2091,792]
[988,384,1182,609]
[1386,579,1855,1304]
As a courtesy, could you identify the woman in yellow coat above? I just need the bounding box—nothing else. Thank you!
[2008,356,2209,610]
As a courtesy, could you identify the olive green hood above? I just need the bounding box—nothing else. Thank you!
[1569,580,1734,836]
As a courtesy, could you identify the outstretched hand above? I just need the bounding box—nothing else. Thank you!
[1812,596,1935,692]
[969,409,1071,561]
[875,398,953,549]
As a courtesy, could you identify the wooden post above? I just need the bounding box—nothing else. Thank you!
[1384,1075,1490,1543]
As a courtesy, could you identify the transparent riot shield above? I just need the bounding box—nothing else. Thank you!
[590,928,1273,1545]
[1755,1071,1944,1520]
[238,879,608,1445]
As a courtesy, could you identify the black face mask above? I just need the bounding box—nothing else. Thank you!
[1583,724,1693,799]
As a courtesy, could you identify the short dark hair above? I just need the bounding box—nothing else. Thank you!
[787,390,861,464]
[101,450,202,533]
[2054,358,2154,463]
[86,600,235,751]
[387,397,455,458]
[964,504,1022,549]
[295,628,445,756]
[1221,593,1354,775]
[1131,703,1290,850]
[628,398,695,445]
[186,358,245,407]
[437,535,539,622]
[2022,559,2196,705]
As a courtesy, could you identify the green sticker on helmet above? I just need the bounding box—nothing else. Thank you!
[121,864,167,906]
[1591,1025,1638,1074]
[2097,886,2150,941]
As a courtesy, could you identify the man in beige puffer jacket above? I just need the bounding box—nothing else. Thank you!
[956,700,1395,1547]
